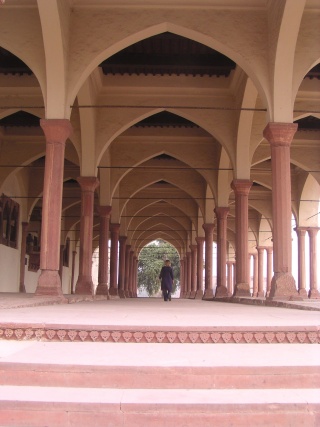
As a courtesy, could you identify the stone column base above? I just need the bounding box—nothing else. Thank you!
[202,289,214,300]
[233,283,251,297]
[298,289,308,299]
[189,291,196,299]
[257,291,265,298]
[119,289,126,298]
[95,283,110,296]
[35,270,66,300]
[109,287,119,297]
[75,276,94,295]
[19,283,26,293]
[195,289,204,299]
[215,286,231,298]
[179,292,186,299]
[267,273,302,301]
[309,289,320,299]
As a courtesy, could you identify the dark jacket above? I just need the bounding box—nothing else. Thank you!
[159,265,174,292]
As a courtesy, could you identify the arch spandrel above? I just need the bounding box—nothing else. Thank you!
[116,168,206,219]
[126,203,193,235]
[292,5,320,100]
[97,107,233,172]
[67,12,270,111]
[297,174,320,227]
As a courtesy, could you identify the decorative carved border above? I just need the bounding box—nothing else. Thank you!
[0,327,319,344]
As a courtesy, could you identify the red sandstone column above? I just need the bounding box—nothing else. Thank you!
[129,250,134,297]
[35,119,72,298]
[266,247,273,297]
[263,123,300,299]
[133,255,138,297]
[189,244,197,298]
[195,237,205,299]
[248,254,252,289]
[232,261,236,287]
[70,250,77,294]
[295,228,308,298]
[19,222,28,293]
[215,207,230,297]
[231,180,252,296]
[252,252,258,297]
[75,177,99,295]
[180,258,185,298]
[257,247,265,298]
[96,206,111,296]
[124,244,131,297]
[118,236,127,298]
[202,223,214,299]
[59,244,64,281]
[307,228,320,299]
[227,261,233,295]
[186,251,191,298]
[109,223,120,297]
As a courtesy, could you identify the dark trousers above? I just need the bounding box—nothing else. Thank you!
[163,289,171,301]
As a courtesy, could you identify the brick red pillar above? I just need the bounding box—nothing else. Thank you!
[231,180,252,296]
[109,223,120,297]
[75,177,99,295]
[96,206,111,296]
[35,119,72,298]
[295,228,308,298]
[215,207,230,297]
[266,247,273,297]
[70,250,77,294]
[202,223,214,299]
[180,258,185,298]
[19,222,28,293]
[257,247,265,298]
[227,261,233,295]
[195,237,204,299]
[190,244,197,298]
[133,255,138,297]
[307,228,320,299]
[118,236,127,298]
[186,251,191,298]
[124,244,131,297]
[129,250,134,297]
[252,253,258,297]
[263,123,300,300]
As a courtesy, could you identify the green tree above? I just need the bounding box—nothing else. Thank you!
[138,239,180,297]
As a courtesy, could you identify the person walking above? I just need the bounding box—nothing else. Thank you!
[159,259,174,301]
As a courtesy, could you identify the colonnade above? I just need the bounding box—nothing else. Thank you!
[27,119,319,301]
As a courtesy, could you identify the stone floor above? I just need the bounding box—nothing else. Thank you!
[0,294,319,426]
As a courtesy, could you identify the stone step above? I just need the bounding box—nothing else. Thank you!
[1,362,319,390]
[0,386,319,427]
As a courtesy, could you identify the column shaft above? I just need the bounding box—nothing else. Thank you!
[189,244,197,298]
[19,222,28,293]
[96,206,111,296]
[266,247,273,297]
[308,228,320,299]
[118,236,127,298]
[263,123,299,299]
[35,119,72,298]
[124,244,131,297]
[195,237,204,299]
[231,180,252,296]
[202,223,214,299]
[257,247,265,298]
[75,177,99,295]
[109,223,120,296]
[295,228,308,298]
[215,207,230,297]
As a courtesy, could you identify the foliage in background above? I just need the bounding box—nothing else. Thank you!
[138,239,180,296]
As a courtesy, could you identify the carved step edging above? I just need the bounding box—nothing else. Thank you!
[0,326,318,344]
